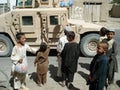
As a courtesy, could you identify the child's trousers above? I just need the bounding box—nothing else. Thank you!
[14,71,26,89]
[62,67,74,82]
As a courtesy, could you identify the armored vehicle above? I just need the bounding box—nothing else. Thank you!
[0,0,102,57]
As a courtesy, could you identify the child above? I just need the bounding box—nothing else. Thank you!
[34,42,50,86]
[56,26,72,78]
[99,27,109,42]
[88,42,109,90]
[60,31,80,89]
[11,32,36,89]
[102,30,118,85]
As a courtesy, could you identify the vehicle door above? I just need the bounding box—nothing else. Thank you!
[19,11,41,44]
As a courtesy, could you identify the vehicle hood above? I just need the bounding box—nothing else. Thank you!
[68,19,103,31]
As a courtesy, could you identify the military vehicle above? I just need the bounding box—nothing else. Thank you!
[0,0,102,57]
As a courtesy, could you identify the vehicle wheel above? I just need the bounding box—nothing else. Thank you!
[0,34,13,57]
[80,34,99,57]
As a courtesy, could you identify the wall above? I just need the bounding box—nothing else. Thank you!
[71,0,109,22]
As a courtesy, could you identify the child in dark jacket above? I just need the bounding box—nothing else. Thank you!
[60,31,80,89]
[88,42,109,90]
[34,42,50,86]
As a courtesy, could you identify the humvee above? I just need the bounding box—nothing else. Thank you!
[0,0,102,57]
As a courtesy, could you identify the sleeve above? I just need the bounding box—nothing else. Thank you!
[111,41,118,72]
[112,41,118,56]
[75,44,80,60]
[34,53,39,64]
[93,59,107,80]
[46,45,50,56]
[60,43,67,59]
[25,44,37,54]
[89,55,97,75]
[11,46,20,64]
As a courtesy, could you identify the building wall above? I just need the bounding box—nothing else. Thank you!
[0,0,110,21]
[71,0,109,22]
[0,3,9,14]
[0,0,16,14]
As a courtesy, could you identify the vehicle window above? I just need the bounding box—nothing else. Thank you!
[42,0,48,1]
[50,16,58,25]
[16,0,23,7]
[41,0,49,2]
[24,0,32,6]
[22,16,33,25]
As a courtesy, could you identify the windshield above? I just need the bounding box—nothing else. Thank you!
[16,0,32,7]
[50,15,59,25]
[16,0,23,7]
[24,0,32,6]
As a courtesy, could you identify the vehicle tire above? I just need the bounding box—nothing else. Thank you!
[0,34,13,57]
[80,33,99,57]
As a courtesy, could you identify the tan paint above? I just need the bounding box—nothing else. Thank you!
[0,0,102,50]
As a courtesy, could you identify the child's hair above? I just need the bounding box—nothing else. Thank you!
[16,32,25,40]
[98,42,109,52]
[107,30,115,35]
[67,31,75,40]
[64,29,68,35]
[99,27,109,36]
[37,42,47,54]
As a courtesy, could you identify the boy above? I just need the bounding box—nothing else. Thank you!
[102,30,118,86]
[11,32,37,89]
[99,27,109,42]
[88,42,109,90]
[56,26,72,78]
[60,31,80,89]
[34,42,50,86]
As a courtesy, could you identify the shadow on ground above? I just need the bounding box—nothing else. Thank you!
[9,77,18,90]
[49,64,61,82]
[68,84,80,90]
[77,71,88,82]
[0,86,7,90]
[79,63,90,71]
[29,72,37,84]
[116,80,120,87]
